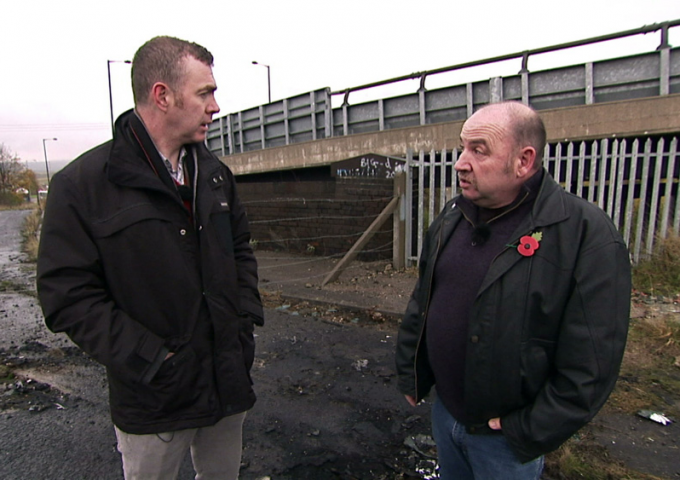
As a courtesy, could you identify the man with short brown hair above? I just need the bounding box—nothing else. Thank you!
[396,101,630,479]
[38,36,263,479]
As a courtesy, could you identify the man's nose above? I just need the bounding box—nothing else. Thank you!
[209,97,220,115]
[454,152,470,171]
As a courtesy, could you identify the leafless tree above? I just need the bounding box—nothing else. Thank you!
[0,143,24,195]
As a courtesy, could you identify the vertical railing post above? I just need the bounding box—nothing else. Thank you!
[645,139,665,256]
[258,105,266,150]
[657,23,670,95]
[237,111,244,154]
[622,139,640,248]
[490,77,503,103]
[227,114,235,155]
[310,92,318,141]
[585,62,595,104]
[323,88,333,139]
[417,150,426,265]
[405,150,414,265]
[419,74,427,126]
[519,51,530,105]
[283,99,290,145]
[633,139,653,263]
[466,83,474,118]
[393,171,406,270]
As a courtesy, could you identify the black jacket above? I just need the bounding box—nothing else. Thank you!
[37,111,263,434]
[395,171,631,462]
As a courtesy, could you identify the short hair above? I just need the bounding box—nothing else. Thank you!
[477,102,547,168]
[505,102,547,167]
[131,36,214,106]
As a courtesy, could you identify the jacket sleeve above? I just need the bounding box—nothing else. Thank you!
[503,219,631,462]
[396,277,425,397]
[395,214,438,400]
[224,168,264,326]
[37,173,168,385]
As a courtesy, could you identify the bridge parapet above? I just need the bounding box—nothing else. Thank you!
[207,20,679,166]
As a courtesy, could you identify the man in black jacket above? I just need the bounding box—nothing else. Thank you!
[37,36,263,479]
[396,101,631,479]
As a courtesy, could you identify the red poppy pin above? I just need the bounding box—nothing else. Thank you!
[517,232,542,257]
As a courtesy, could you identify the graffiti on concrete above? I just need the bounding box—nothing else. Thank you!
[332,154,405,178]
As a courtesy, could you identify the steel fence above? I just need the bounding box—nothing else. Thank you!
[404,135,680,265]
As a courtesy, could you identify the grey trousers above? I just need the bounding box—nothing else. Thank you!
[114,411,247,480]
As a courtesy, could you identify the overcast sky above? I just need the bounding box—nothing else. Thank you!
[1,0,678,168]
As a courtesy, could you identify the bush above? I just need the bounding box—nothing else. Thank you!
[0,191,23,206]
[632,233,680,296]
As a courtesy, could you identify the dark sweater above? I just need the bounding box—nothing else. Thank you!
[426,170,542,422]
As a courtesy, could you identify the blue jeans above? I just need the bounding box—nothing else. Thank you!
[431,398,544,480]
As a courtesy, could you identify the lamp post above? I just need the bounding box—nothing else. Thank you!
[42,138,57,186]
[108,59,132,136]
[252,61,271,104]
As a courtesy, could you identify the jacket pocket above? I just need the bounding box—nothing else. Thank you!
[520,339,556,399]
[142,346,209,415]
[91,203,165,238]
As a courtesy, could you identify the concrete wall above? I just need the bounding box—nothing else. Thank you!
[222,94,680,176]
[238,178,393,260]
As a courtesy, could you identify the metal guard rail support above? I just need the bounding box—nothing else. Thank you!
[330,19,680,100]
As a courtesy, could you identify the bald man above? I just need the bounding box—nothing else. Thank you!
[396,101,630,479]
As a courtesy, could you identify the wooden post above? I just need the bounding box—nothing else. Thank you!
[321,196,399,287]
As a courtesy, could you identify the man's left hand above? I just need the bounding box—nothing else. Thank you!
[488,417,502,430]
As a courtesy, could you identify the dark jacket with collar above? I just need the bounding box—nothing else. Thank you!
[37,110,263,434]
[395,170,631,462]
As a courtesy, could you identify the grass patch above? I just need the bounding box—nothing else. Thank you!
[544,440,664,480]
[21,207,42,262]
[608,314,680,419]
[543,311,679,480]
[632,233,680,296]
[0,202,37,212]
[542,236,680,479]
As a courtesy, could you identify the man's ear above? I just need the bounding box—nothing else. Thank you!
[516,146,537,178]
[151,82,171,112]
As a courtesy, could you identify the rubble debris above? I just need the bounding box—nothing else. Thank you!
[352,359,368,371]
[404,433,437,458]
[637,410,673,426]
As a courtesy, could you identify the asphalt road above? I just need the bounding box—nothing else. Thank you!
[0,209,125,479]
[0,209,434,480]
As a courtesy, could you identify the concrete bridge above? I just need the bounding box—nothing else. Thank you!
[207,20,680,176]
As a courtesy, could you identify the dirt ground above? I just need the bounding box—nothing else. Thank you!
[255,250,680,480]
[1,210,679,479]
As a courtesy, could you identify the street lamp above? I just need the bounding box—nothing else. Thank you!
[42,138,57,186]
[108,59,132,137]
[252,61,271,104]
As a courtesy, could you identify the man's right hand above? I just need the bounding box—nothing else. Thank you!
[405,395,417,407]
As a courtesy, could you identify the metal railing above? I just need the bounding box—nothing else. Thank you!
[206,89,331,156]
[404,135,680,266]
[208,20,679,158]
